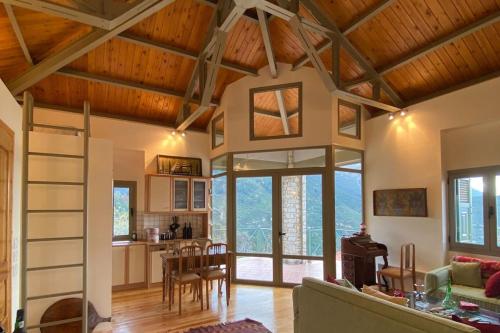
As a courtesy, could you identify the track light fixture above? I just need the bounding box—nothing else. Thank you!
[388,109,408,120]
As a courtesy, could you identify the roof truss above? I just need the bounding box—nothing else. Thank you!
[3,3,32,65]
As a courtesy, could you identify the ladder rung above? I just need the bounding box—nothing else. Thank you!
[27,317,83,330]
[28,152,84,159]
[28,181,84,186]
[28,209,84,213]
[27,236,83,242]
[30,123,84,132]
[27,263,83,272]
[27,290,83,301]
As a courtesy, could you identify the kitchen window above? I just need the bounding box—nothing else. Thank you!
[113,180,137,241]
[448,166,500,255]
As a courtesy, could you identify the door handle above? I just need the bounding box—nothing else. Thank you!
[278,232,286,237]
[489,206,495,219]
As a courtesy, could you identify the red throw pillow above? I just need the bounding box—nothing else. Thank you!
[485,271,500,297]
[452,315,500,333]
[326,274,340,285]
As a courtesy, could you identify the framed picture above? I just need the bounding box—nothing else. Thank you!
[373,188,428,217]
[156,155,202,176]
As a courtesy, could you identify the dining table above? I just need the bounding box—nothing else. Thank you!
[160,250,233,306]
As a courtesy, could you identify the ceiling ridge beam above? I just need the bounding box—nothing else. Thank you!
[4,3,33,65]
[299,0,403,107]
[6,0,177,96]
[275,89,290,134]
[1,0,110,29]
[116,33,258,76]
[343,10,500,90]
[342,0,395,35]
[56,67,220,106]
[257,8,278,78]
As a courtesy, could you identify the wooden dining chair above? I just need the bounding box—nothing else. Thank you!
[169,245,204,315]
[378,243,416,293]
[201,243,230,309]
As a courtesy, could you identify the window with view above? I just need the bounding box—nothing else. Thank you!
[449,167,500,254]
[113,181,136,240]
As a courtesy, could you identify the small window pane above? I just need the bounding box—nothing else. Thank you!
[234,148,325,171]
[334,148,362,170]
[212,114,224,148]
[113,187,130,237]
[454,176,484,245]
[236,256,273,281]
[251,82,302,140]
[338,100,361,138]
[211,154,227,176]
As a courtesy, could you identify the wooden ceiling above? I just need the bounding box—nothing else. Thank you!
[0,0,499,132]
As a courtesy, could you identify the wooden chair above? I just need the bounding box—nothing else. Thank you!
[169,245,203,315]
[378,243,416,293]
[201,243,230,309]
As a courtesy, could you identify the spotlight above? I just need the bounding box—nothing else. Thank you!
[171,130,177,136]
[388,113,395,121]
[400,109,407,117]
[181,132,186,137]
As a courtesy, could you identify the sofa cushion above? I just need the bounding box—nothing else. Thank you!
[452,262,482,288]
[454,256,500,280]
[362,285,409,306]
[485,271,500,298]
[438,285,500,307]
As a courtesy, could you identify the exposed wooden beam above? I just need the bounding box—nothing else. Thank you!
[257,8,278,78]
[343,10,500,89]
[331,36,340,87]
[6,0,176,96]
[289,15,336,91]
[300,0,403,107]
[291,39,331,71]
[342,0,395,35]
[3,4,32,65]
[254,108,298,119]
[116,33,257,77]
[55,67,220,106]
[404,69,500,107]
[108,0,161,29]
[16,100,207,133]
[0,0,110,29]
[335,90,400,112]
[275,89,290,134]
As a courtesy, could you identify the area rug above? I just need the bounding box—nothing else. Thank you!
[185,318,272,333]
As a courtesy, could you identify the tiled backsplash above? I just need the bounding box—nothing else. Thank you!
[136,212,204,240]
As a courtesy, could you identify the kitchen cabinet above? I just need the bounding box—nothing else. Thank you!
[149,247,166,286]
[112,243,147,290]
[191,178,209,211]
[172,177,189,211]
[146,175,171,212]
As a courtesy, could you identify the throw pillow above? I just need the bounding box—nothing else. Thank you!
[452,315,500,333]
[451,261,482,288]
[453,256,500,280]
[325,274,340,285]
[361,285,408,306]
[485,271,500,298]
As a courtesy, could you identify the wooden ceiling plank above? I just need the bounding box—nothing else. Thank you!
[6,0,177,96]
[342,0,395,35]
[300,0,403,107]
[1,0,110,29]
[55,67,220,105]
[3,4,33,65]
[257,8,278,78]
[291,38,331,70]
[115,33,258,76]
[274,89,290,134]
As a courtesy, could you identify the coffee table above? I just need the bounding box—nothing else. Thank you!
[407,293,500,325]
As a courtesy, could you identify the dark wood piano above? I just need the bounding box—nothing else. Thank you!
[341,234,388,289]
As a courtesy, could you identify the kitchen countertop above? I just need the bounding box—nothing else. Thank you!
[112,238,208,247]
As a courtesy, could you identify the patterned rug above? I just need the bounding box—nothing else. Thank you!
[185,319,272,333]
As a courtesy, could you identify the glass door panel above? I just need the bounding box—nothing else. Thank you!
[235,176,273,282]
[453,176,485,245]
[281,174,323,284]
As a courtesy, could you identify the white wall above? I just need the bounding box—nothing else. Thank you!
[365,77,500,272]
[0,80,22,326]
[113,148,145,211]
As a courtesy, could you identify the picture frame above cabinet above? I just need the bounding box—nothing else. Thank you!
[172,177,190,212]
[146,175,172,213]
[191,178,209,212]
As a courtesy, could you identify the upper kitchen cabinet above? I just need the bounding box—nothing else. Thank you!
[191,178,209,212]
[172,177,190,212]
[146,175,172,213]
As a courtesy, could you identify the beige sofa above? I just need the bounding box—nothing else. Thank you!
[293,278,478,333]
[425,265,500,312]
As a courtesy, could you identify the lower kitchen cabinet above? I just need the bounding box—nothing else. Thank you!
[112,243,147,291]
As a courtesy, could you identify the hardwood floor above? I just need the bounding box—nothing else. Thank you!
[107,284,294,332]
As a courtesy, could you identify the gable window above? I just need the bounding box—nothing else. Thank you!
[212,113,224,149]
[250,82,302,140]
[113,180,137,241]
[448,166,500,255]
[338,99,361,139]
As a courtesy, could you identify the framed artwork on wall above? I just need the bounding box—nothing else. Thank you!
[373,188,428,217]
[156,155,202,176]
